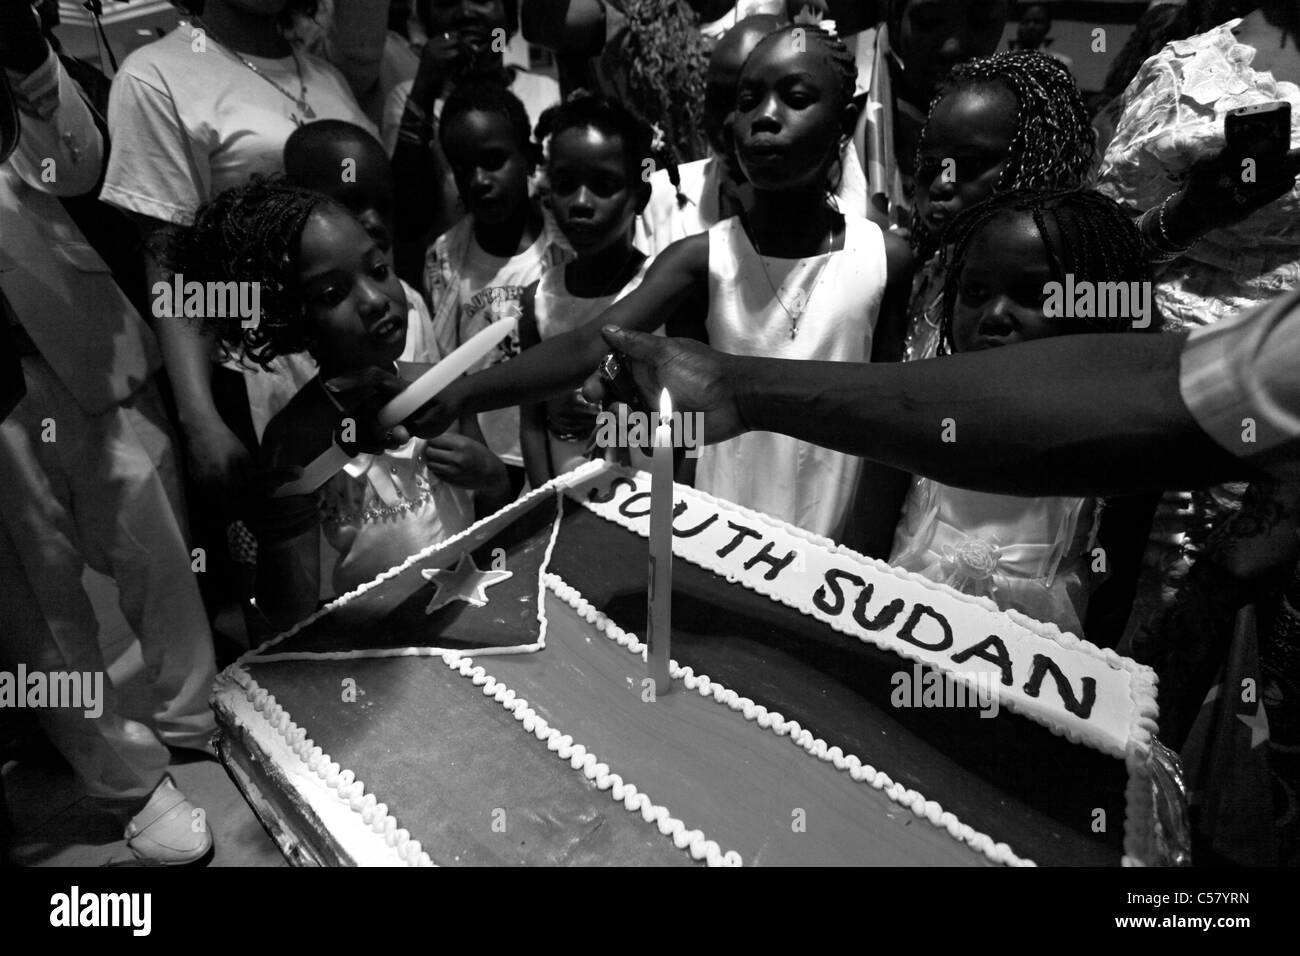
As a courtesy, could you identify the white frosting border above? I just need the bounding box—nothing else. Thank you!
[216,459,1158,866]
[438,647,742,866]
[569,465,1160,864]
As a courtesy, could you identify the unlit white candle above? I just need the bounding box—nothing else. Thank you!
[274,316,518,497]
[646,388,674,695]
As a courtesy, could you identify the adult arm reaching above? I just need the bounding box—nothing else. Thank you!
[582,285,1300,497]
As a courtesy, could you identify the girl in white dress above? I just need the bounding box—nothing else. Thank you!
[426,24,914,542]
[889,187,1154,637]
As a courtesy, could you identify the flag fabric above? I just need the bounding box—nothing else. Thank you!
[1181,605,1278,866]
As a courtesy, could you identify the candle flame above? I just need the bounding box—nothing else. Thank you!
[659,388,672,427]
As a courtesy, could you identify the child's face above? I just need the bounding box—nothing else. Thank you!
[297,206,409,373]
[442,108,532,226]
[733,35,853,192]
[354,205,394,256]
[916,86,1017,236]
[427,0,508,58]
[547,126,640,257]
[893,0,1008,107]
[950,212,1064,352]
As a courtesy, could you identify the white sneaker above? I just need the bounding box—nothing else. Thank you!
[124,774,212,865]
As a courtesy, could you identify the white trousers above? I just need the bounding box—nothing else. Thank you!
[0,356,216,803]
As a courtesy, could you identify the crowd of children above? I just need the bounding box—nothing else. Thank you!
[4,0,1299,867]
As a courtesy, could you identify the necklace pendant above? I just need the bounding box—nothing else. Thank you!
[300,100,316,120]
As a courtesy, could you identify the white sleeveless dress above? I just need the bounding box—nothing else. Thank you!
[534,259,651,474]
[697,214,887,540]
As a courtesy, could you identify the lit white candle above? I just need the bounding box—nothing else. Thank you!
[646,388,674,695]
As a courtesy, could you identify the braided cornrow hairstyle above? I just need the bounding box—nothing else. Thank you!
[618,0,712,165]
[912,51,1095,258]
[746,22,858,200]
[534,90,656,211]
[938,187,1152,354]
[154,176,335,370]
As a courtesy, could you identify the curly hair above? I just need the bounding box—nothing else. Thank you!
[534,91,658,210]
[617,0,712,165]
[912,50,1095,258]
[154,176,336,370]
[938,187,1153,353]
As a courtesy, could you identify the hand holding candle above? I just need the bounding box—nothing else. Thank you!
[646,388,674,696]
[274,317,517,497]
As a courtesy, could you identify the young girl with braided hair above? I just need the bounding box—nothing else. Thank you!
[888,187,1156,640]
[398,24,914,542]
[162,177,511,629]
[901,50,1095,362]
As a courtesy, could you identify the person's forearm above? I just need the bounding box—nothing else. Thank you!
[454,321,609,414]
[156,316,223,432]
[140,231,224,433]
[733,333,1246,497]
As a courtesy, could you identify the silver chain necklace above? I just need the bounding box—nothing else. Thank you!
[748,217,833,340]
[191,17,316,125]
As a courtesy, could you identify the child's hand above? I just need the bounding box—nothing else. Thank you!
[423,433,508,491]
[185,420,257,498]
[323,366,412,453]
[546,389,600,441]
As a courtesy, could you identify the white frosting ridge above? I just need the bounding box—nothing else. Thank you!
[440,649,743,866]
[543,572,1032,867]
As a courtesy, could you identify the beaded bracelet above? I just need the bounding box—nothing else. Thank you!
[1140,195,1194,262]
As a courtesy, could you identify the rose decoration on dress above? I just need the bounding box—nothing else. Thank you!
[937,535,1001,600]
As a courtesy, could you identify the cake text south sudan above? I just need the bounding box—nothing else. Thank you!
[585,473,1111,730]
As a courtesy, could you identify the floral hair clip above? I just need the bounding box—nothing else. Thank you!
[649,122,667,155]
[793,5,836,37]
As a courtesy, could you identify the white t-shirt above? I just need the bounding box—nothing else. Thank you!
[424,216,570,468]
[102,23,377,225]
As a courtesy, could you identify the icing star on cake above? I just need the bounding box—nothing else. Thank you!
[421,554,513,614]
